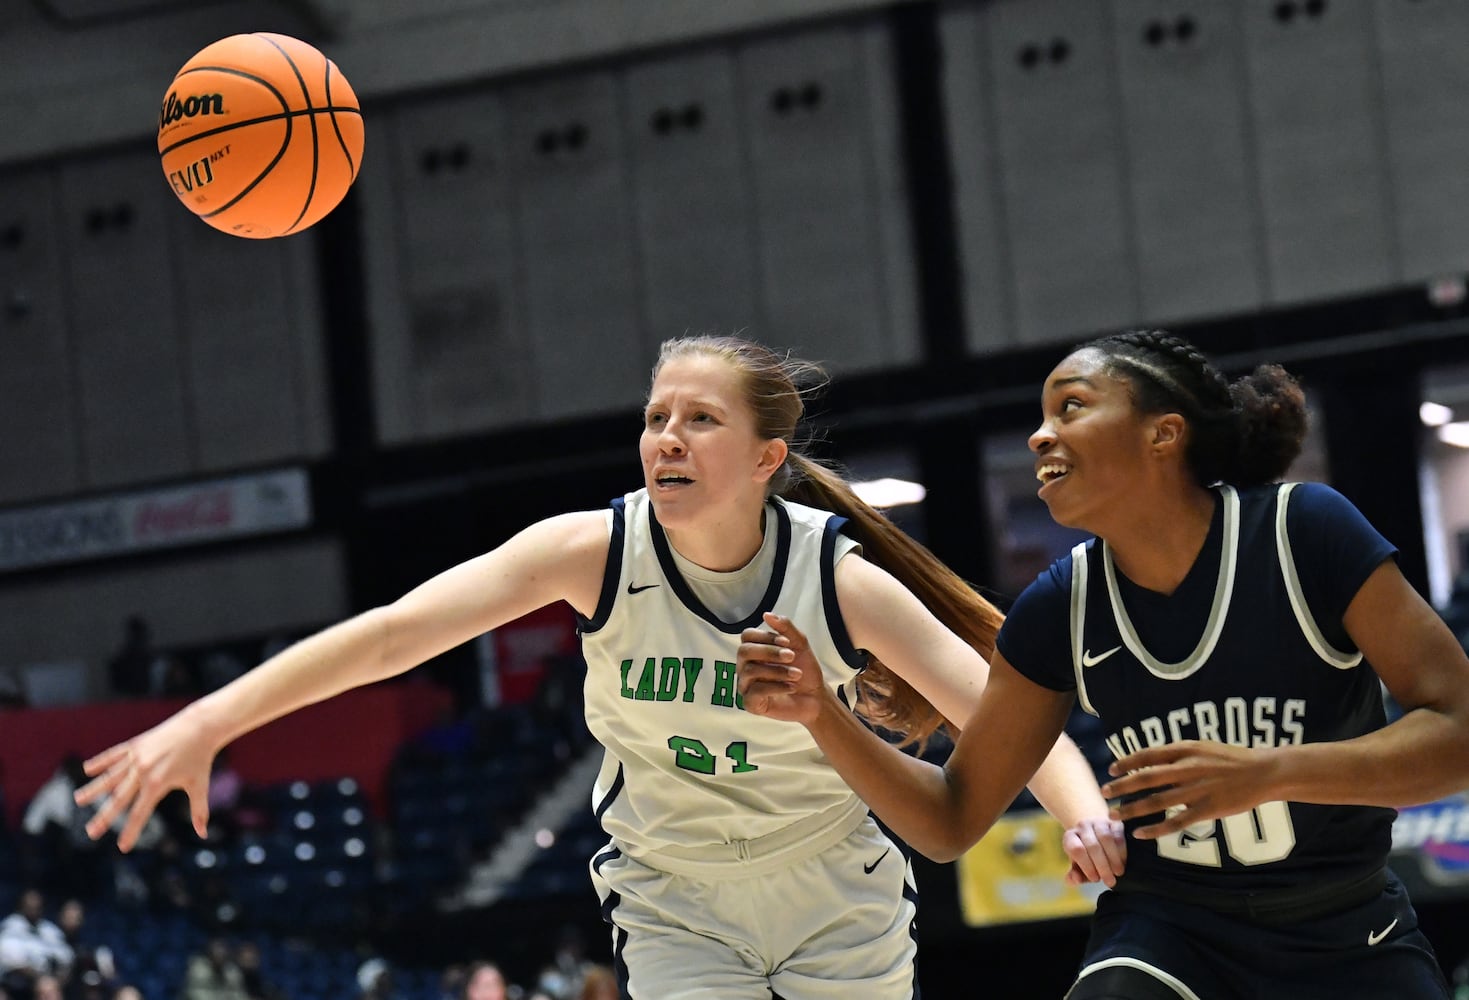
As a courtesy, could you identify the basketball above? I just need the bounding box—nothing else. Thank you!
[157,33,364,239]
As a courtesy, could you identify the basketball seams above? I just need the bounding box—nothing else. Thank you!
[323,61,359,182]
[159,107,362,159]
[160,32,362,237]
[259,33,319,235]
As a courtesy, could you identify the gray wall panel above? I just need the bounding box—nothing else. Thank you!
[738,22,919,372]
[0,167,82,503]
[1111,0,1265,323]
[940,2,1015,355]
[623,48,762,344]
[506,72,646,422]
[58,150,193,488]
[1373,0,1469,282]
[985,0,1139,346]
[1240,0,1396,303]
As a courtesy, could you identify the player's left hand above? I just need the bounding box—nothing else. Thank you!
[1101,740,1275,839]
[1061,816,1126,888]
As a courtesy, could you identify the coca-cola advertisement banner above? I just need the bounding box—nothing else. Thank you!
[0,467,311,572]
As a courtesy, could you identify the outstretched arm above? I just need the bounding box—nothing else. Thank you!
[76,510,609,851]
[741,608,1123,881]
[1105,559,1469,838]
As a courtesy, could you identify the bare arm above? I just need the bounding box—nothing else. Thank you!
[741,599,1121,878]
[834,556,1110,830]
[77,510,610,850]
[1105,559,1469,837]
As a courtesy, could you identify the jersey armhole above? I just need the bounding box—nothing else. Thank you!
[577,499,626,635]
[1068,542,1099,717]
[822,515,868,673]
[1275,483,1363,670]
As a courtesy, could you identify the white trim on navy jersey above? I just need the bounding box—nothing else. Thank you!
[1069,958,1203,1000]
[1275,482,1364,671]
[1070,541,1097,717]
[1101,486,1241,680]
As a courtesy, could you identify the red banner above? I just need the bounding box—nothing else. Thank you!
[1,679,452,826]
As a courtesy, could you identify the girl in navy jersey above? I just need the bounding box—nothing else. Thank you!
[740,329,1469,999]
[74,335,1121,1000]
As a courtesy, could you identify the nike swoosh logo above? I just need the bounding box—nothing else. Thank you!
[1081,645,1122,668]
[627,583,660,594]
[1367,918,1398,946]
[863,848,891,875]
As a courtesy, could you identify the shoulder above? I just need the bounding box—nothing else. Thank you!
[997,549,1081,646]
[527,509,613,555]
[1014,547,1082,610]
[1280,481,1394,550]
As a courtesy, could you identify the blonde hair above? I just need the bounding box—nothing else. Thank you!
[652,335,1003,744]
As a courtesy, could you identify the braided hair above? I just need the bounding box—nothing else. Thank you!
[1076,329,1309,487]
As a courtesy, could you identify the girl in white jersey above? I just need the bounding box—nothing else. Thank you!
[74,335,1123,1000]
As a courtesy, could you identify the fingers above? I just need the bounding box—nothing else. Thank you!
[740,679,796,715]
[81,744,130,780]
[1063,819,1127,888]
[761,612,809,647]
[85,768,140,840]
[1108,740,1209,777]
[190,789,212,840]
[116,792,163,854]
[1101,764,1183,800]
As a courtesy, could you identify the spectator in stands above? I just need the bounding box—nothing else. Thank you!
[460,963,506,1000]
[0,890,74,996]
[180,939,247,1000]
[20,756,97,896]
[232,942,277,1000]
[576,967,616,1000]
[355,958,397,1000]
[55,900,114,992]
[30,976,60,1000]
[534,927,590,1000]
[106,617,156,700]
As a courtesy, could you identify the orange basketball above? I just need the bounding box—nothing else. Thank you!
[158,33,364,239]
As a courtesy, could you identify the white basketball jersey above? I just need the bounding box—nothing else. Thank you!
[579,489,867,856]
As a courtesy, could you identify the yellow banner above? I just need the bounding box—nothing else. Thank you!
[956,808,1104,926]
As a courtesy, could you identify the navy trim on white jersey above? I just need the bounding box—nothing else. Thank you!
[579,498,627,634]
[821,515,867,671]
[649,498,793,633]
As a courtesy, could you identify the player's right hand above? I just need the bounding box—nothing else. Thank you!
[73,705,216,853]
[737,612,830,724]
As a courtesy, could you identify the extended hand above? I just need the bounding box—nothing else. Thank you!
[1101,740,1275,839]
[1062,816,1127,888]
[737,612,830,724]
[73,706,216,852]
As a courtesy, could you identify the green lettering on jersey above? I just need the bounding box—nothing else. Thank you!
[680,657,704,702]
[667,736,716,774]
[619,659,636,699]
[634,657,658,701]
[657,657,682,702]
[710,659,744,710]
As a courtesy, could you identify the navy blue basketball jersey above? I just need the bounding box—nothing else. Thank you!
[999,483,1399,894]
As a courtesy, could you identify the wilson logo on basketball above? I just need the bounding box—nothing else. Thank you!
[158,90,226,131]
